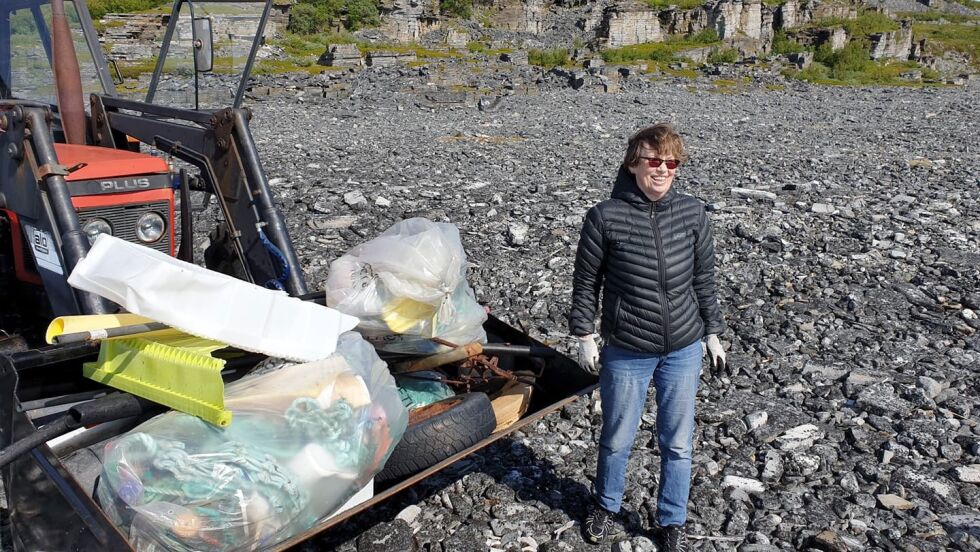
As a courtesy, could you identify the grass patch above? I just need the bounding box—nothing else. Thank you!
[947,0,980,9]
[766,83,786,91]
[643,0,706,9]
[662,64,700,78]
[707,48,739,64]
[896,10,980,23]
[808,10,900,37]
[528,48,570,67]
[912,22,980,69]
[602,30,719,64]
[466,41,512,56]
[253,59,337,75]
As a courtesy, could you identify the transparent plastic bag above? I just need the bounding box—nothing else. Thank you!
[96,332,407,552]
[325,218,487,354]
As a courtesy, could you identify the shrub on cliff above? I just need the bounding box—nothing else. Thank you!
[288,0,379,33]
[440,0,473,19]
[88,0,168,19]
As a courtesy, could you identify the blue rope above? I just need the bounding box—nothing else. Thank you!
[257,228,289,291]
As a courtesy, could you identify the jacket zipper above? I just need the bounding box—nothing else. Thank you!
[651,203,670,352]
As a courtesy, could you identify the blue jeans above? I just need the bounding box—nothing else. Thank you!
[594,341,702,527]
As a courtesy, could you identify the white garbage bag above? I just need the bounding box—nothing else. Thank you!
[96,332,408,552]
[325,218,487,353]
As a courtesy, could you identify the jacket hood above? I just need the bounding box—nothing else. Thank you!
[610,165,677,210]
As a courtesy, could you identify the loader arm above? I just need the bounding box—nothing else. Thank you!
[90,95,309,296]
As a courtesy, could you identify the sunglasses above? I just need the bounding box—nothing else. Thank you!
[639,157,680,170]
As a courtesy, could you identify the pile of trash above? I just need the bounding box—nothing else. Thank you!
[96,333,406,551]
[57,217,517,551]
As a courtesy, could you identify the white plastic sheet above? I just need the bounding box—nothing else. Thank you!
[68,235,358,361]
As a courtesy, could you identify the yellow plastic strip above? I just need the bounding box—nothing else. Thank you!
[46,314,171,344]
[380,298,438,335]
[83,337,232,427]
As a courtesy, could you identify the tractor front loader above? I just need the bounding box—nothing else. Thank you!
[0,0,307,348]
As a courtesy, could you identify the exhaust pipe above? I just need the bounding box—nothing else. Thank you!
[51,0,86,144]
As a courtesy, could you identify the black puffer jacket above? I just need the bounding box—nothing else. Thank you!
[569,167,725,353]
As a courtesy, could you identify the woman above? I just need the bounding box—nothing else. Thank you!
[568,123,728,550]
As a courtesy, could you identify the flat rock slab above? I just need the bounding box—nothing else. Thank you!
[954,465,980,483]
[876,493,915,510]
[857,383,915,418]
[942,513,980,538]
[775,424,825,451]
[722,475,766,494]
[892,468,961,510]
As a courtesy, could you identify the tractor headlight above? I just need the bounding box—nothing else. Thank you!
[82,218,113,245]
[136,212,166,243]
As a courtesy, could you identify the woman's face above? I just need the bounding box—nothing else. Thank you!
[628,144,678,202]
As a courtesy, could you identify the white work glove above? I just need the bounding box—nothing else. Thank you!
[577,334,600,375]
[702,334,728,377]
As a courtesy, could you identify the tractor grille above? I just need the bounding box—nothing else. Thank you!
[77,202,171,254]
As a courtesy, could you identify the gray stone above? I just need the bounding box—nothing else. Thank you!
[916,376,946,399]
[722,475,766,494]
[507,222,529,246]
[954,465,980,484]
[876,494,915,511]
[745,410,768,431]
[356,519,415,552]
[857,383,914,418]
[731,187,777,201]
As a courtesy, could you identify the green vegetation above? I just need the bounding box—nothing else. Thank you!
[287,0,380,34]
[771,30,806,55]
[87,0,169,19]
[466,41,512,55]
[643,0,706,9]
[896,10,980,23]
[253,59,338,75]
[808,10,899,37]
[528,48,570,67]
[789,41,943,85]
[947,0,980,9]
[601,29,719,64]
[707,48,739,64]
[440,0,473,18]
[274,31,366,58]
[912,22,980,69]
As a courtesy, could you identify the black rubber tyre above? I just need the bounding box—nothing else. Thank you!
[377,392,496,483]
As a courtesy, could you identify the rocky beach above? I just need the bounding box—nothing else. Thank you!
[228,73,980,551]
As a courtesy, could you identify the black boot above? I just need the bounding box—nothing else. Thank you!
[582,503,615,544]
[660,524,690,552]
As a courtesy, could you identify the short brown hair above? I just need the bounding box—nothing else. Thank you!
[622,123,688,169]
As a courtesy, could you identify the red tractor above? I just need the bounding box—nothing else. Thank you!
[0,0,308,350]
